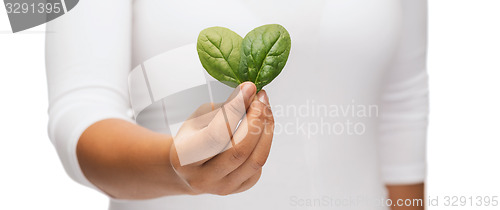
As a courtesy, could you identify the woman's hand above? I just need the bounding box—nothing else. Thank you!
[77,82,273,199]
[170,82,274,196]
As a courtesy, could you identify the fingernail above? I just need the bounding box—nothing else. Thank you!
[258,91,268,105]
[240,82,256,98]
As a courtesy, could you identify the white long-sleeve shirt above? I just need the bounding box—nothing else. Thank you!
[45,0,428,209]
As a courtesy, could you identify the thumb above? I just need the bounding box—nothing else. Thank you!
[204,82,256,148]
[224,81,256,114]
[171,82,256,166]
[212,81,256,132]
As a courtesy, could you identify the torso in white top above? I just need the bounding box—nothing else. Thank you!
[45,1,428,210]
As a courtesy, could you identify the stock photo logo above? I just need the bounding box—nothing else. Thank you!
[129,43,248,166]
[4,0,79,33]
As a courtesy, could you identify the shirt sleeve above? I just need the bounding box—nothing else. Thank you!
[378,0,429,185]
[45,0,133,189]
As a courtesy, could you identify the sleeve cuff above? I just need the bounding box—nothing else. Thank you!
[47,88,132,192]
[381,162,426,185]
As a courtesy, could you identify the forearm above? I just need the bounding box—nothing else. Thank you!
[77,119,190,199]
[386,183,425,210]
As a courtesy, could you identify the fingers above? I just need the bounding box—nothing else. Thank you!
[213,101,273,195]
[170,89,274,196]
[201,91,269,177]
[222,103,274,185]
[232,169,262,194]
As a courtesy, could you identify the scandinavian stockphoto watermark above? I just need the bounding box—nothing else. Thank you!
[250,99,379,138]
[3,0,79,33]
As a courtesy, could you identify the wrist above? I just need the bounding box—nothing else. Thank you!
[155,134,194,196]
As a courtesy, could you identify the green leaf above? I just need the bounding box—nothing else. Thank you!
[239,24,291,91]
[197,24,291,91]
[197,27,243,88]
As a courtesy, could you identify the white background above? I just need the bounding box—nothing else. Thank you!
[1,1,499,209]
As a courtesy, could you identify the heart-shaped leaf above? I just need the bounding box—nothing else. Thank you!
[197,24,291,92]
[197,27,243,88]
[239,24,291,92]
